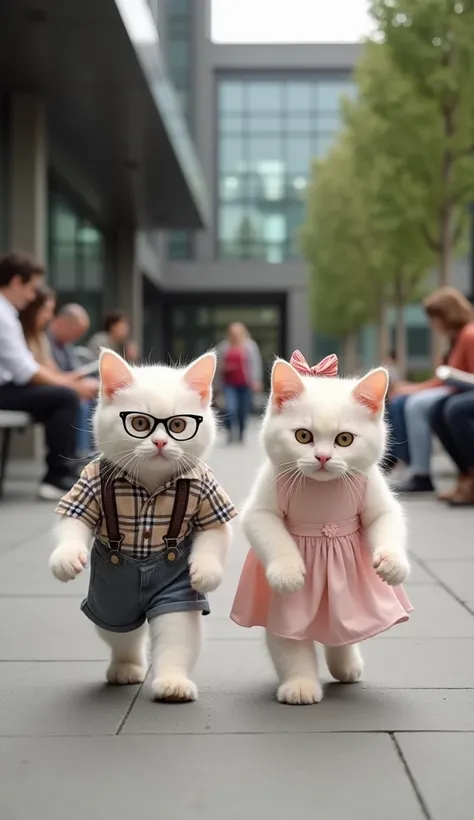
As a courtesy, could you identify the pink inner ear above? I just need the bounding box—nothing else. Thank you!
[353,369,388,414]
[100,352,134,398]
[272,361,304,410]
[184,354,216,403]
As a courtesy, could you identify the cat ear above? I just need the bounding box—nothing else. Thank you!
[352,368,389,415]
[99,349,134,399]
[271,359,305,410]
[183,352,216,404]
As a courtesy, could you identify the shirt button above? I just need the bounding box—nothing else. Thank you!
[144,531,151,539]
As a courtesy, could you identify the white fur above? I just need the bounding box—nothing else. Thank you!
[50,352,230,701]
[242,365,409,703]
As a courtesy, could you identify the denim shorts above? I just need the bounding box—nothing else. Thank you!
[81,537,210,633]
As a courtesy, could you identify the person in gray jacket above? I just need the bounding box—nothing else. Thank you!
[216,322,263,443]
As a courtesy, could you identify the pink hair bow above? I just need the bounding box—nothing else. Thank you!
[290,350,338,378]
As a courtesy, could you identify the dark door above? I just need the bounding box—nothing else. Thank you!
[163,294,286,391]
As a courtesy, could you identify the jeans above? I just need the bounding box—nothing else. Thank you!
[0,383,80,483]
[404,387,451,474]
[77,399,95,455]
[223,385,251,439]
[386,394,410,464]
[429,392,474,473]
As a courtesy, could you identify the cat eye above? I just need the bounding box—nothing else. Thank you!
[335,432,354,447]
[119,412,203,441]
[294,428,314,444]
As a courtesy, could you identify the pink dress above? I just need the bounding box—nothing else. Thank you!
[230,474,413,646]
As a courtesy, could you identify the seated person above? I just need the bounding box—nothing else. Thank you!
[88,310,138,362]
[430,391,474,506]
[386,287,474,493]
[0,252,97,500]
[48,304,96,456]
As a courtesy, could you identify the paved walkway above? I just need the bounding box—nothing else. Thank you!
[0,437,473,820]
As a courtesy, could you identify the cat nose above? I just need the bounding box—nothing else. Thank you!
[315,455,331,465]
[153,439,168,450]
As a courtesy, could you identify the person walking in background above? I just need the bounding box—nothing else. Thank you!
[216,322,263,443]
[88,310,139,362]
[386,287,474,493]
[430,391,474,506]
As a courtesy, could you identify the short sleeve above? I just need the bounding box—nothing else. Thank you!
[193,474,238,531]
[55,465,102,531]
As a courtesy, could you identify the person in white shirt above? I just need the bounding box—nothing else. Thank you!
[0,251,97,499]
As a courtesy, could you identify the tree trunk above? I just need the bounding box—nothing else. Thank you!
[394,273,407,378]
[438,199,454,287]
[375,296,389,363]
[342,332,359,375]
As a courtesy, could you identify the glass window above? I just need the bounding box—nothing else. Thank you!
[47,190,105,331]
[286,82,313,111]
[248,82,282,112]
[217,74,354,261]
[219,82,245,112]
[220,136,244,172]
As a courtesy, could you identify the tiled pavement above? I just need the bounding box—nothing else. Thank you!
[0,438,473,820]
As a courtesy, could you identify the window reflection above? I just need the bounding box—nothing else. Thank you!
[47,190,105,331]
[217,75,354,261]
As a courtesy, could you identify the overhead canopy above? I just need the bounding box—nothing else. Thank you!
[0,0,209,229]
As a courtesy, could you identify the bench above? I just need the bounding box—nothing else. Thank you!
[0,411,31,498]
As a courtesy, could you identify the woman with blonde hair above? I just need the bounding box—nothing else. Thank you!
[386,286,474,493]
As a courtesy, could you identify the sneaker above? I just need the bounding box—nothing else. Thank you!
[397,474,434,494]
[37,475,75,501]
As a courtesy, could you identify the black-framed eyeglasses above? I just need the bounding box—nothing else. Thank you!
[119,412,203,441]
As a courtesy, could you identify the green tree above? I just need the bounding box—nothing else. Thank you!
[369,0,474,285]
[342,53,435,373]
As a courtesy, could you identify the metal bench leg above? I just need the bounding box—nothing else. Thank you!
[0,427,12,499]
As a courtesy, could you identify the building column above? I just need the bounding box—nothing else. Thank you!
[8,93,47,261]
[287,288,311,358]
[113,229,144,353]
[7,93,47,461]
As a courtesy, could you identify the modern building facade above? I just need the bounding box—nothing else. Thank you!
[155,0,471,377]
[0,0,208,347]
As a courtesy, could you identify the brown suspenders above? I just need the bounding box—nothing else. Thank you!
[99,461,190,565]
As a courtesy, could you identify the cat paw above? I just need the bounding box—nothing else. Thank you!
[266,557,305,593]
[106,662,147,685]
[277,677,323,705]
[189,556,224,593]
[151,675,198,702]
[49,544,88,582]
[325,647,364,683]
[373,551,410,586]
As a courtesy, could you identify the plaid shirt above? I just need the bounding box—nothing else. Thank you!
[55,459,238,560]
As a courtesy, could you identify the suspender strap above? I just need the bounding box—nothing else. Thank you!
[99,461,123,551]
[163,479,190,550]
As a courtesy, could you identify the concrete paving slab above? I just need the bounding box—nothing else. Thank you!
[0,662,139,737]
[125,679,474,734]
[0,535,88,598]
[424,560,474,608]
[0,598,106,660]
[407,503,474,559]
[396,732,474,820]
[0,734,426,820]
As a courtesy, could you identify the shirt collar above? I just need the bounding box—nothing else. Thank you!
[0,293,19,317]
[100,458,204,493]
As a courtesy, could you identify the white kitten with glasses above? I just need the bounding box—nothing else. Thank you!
[50,350,237,702]
[231,353,412,704]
